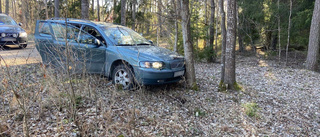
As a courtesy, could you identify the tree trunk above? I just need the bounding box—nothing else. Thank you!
[224,0,237,88]
[285,0,292,65]
[204,0,208,48]
[97,0,100,21]
[92,0,94,14]
[219,0,227,83]
[208,0,215,62]
[277,0,281,61]
[173,0,178,52]
[0,0,2,13]
[237,3,244,52]
[157,0,162,38]
[54,0,59,18]
[5,0,8,14]
[44,0,48,19]
[306,0,320,71]
[180,0,196,87]
[132,0,136,30]
[81,0,89,19]
[121,0,126,25]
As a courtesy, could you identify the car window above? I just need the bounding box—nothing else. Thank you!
[102,26,150,46]
[0,15,17,25]
[39,22,51,36]
[51,23,80,42]
[82,26,106,45]
[79,30,97,45]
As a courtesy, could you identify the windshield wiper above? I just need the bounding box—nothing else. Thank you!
[117,44,133,46]
[136,42,151,46]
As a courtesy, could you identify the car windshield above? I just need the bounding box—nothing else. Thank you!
[102,26,151,46]
[0,16,17,25]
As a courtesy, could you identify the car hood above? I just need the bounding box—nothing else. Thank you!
[0,25,24,33]
[116,45,184,61]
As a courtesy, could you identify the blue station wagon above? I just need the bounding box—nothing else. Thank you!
[34,18,185,89]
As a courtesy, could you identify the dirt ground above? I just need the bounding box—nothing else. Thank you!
[0,41,41,66]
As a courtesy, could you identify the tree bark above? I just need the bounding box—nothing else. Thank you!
[306,0,320,71]
[92,0,94,14]
[224,0,237,88]
[180,0,196,87]
[208,0,215,62]
[121,0,126,25]
[81,0,89,19]
[54,0,59,18]
[219,0,226,83]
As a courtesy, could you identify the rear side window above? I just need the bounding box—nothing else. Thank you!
[39,22,51,36]
[51,23,80,42]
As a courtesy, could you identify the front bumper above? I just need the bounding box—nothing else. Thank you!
[134,67,185,85]
[0,37,28,45]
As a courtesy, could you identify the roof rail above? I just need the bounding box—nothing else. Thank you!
[49,18,95,24]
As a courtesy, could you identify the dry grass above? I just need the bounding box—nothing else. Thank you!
[0,47,319,136]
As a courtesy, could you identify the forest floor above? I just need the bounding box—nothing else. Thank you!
[0,47,319,136]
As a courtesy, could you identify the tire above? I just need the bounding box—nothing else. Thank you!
[19,44,27,49]
[112,64,135,90]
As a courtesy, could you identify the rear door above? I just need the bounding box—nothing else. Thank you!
[34,20,54,65]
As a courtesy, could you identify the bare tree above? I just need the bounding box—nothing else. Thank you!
[0,0,2,13]
[219,0,227,83]
[54,0,59,18]
[180,0,196,87]
[306,0,320,71]
[224,0,237,88]
[121,0,126,25]
[81,0,89,19]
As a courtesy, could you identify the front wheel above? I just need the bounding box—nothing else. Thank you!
[112,64,135,90]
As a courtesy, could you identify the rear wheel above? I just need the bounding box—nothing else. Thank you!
[112,64,135,90]
[19,44,27,49]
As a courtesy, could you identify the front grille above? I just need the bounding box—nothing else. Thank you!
[170,60,185,69]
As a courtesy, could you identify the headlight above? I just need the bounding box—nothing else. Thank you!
[1,33,6,37]
[140,61,165,69]
[19,32,27,37]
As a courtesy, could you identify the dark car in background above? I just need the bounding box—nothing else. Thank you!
[34,18,185,89]
[0,14,28,49]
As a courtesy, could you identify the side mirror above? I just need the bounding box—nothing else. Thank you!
[95,39,101,46]
[18,23,23,26]
[148,40,153,45]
